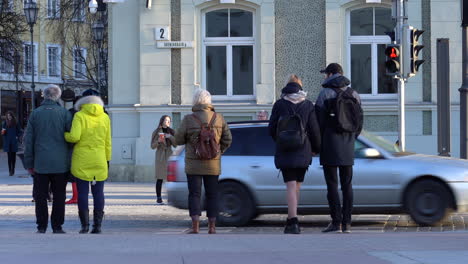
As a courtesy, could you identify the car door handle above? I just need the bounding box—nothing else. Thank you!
[251,165,261,169]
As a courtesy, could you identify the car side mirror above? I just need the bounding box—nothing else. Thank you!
[357,148,382,159]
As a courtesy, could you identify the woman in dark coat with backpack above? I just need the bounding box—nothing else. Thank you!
[2,111,22,176]
[268,75,321,234]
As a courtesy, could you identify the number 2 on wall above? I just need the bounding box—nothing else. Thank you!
[155,27,170,41]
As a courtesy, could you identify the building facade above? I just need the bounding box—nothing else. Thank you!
[108,0,463,182]
[0,0,103,125]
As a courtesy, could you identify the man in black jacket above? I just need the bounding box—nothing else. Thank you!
[315,63,362,233]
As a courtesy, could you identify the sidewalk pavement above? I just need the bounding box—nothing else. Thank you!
[2,152,468,263]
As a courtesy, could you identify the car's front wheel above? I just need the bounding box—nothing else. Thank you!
[217,181,256,226]
[405,179,451,226]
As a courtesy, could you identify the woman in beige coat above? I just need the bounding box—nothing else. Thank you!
[150,115,176,204]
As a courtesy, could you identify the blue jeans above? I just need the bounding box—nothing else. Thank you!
[76,178,105,211]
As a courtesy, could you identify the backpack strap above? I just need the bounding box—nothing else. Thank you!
[208,113,217,128]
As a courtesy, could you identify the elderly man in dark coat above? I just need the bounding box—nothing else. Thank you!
[24,84,72,234]
[315,63,363,234]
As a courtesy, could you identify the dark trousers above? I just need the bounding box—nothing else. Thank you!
[34,173,67,230]
[76,178,105,211]
[7,152,16,172]
[323,166,354,225]
[187,174,219,218]
[156,179,163,198]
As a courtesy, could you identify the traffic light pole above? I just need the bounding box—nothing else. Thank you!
[460,24,468,159]
[395,0,408,151]
[398,79,406,151]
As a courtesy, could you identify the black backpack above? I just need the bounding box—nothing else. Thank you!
[327,87,363,133]
[276,102,307,152]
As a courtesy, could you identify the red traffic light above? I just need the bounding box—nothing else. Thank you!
[385,46,400,58]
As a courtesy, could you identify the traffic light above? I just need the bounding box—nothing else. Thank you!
[409,28,425,74]
[385,44,401,76]
[402,26,425,77]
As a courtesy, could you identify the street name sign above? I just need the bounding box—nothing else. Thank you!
[156,41,194,49]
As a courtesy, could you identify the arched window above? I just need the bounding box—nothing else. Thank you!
[202,8,255,99]
[348,7,395,97]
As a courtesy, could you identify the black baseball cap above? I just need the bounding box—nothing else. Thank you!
[320,63,343,75]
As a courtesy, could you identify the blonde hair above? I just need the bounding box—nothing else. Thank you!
[286,74,303,87]
[192,88,212,105]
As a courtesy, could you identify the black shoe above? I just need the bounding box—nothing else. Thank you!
[91,210,104,234]
[156,197,163,204]
[284,217,301,234]
[342,224,351,233]
[79,210,90,234]
[36,229,46,234]
[322,223,342,233]
[52,229,66,234]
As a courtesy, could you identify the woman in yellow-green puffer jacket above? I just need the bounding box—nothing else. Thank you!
[65,95,111,234]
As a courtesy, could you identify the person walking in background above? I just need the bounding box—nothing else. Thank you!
[150,115,176,205]
[65,95,111,234]
[315,63,363,233]
[175,89,232,234]
[2,111,22,176]
[269,74,321,234]
[257,110,269,120]
[24,85,72,234]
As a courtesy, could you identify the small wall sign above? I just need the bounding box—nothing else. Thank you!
[156,41,194,49]
[155,27,171,41]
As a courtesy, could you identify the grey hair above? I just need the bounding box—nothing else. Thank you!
[192,88,212,105]
[43,84,62,101]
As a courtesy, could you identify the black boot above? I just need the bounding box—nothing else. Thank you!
[284,217,301,234]
[91,210,104,234]
[78,210,89,234]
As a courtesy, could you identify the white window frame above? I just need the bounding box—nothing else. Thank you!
[72,0,85,22]
[46,44,61,78]
[23,42,38,76]
[201,6,256,101]
[73,47,87,79]
[47,0,60,19]
[346,5,396,100]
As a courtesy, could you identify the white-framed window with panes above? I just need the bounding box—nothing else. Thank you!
[202,7,256,100]
[73,47,87,79]
[347,6,396,99]
[47,0,60,19]
[46,44,61,78]
[23,42,38,75]
[72,0,85,22]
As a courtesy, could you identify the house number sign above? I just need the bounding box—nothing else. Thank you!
[155,27,171,41]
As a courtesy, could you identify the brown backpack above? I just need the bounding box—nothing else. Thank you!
[192,113,220,160]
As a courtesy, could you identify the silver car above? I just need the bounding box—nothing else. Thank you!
[166,121,468,226]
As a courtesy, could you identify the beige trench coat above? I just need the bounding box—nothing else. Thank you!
[151,127,176,180]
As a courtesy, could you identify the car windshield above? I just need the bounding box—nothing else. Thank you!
[361,131,404,155]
